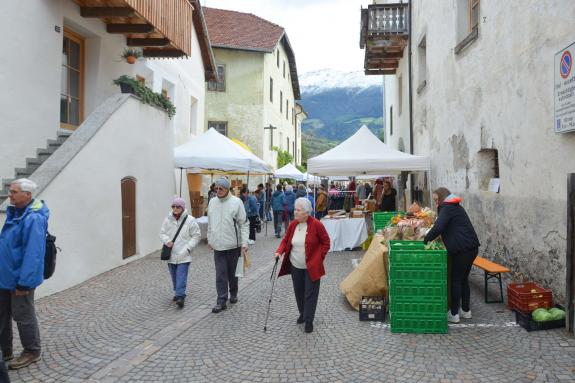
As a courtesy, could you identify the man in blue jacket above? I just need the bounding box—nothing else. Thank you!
[0,179,49,370]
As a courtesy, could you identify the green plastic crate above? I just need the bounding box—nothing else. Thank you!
[390,300,447,315]
[389,250,447,265]
[389,265,447,281]
[390,313,448,334]
[372,211,404,232]
[389,282,447,300]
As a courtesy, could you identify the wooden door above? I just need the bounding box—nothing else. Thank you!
[121,177,137,259]
[60,29,84,130]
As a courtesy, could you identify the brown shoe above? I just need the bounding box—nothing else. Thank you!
[8,352,41,370]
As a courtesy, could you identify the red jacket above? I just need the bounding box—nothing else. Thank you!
[276,217,331,281]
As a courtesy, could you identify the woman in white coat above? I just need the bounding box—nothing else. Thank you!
[159,197,201,308]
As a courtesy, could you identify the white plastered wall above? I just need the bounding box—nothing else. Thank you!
[37,97,174,298]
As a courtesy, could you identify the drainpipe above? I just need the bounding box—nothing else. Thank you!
[407,0,415,203]
[408,1,414,155]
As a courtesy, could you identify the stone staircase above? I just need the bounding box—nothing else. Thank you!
[0,130,73,205]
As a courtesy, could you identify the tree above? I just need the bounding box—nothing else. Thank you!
[273,146,293,168]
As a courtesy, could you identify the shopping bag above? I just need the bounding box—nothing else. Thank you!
[244,251,251,270]
[235,255,244,278]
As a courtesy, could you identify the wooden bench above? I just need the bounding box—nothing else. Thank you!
[473,256,510,303]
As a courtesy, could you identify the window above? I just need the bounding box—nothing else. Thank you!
[291,107,294,124]
[398,76,403,116]
[470,0,480,32]
[280,91,283,113]
[269,78,273,102]
[207,64,225,91]
[417,35,427,93]
[287,137,290,153]
[208,121,228,136]
[283,61,286,78]
[478,148,500,191]
[389,106,394,136]
[286,100,289,120]
[60,29,84,130]
[277,49,279,67]
[455,0,480,53]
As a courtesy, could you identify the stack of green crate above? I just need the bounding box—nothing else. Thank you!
[388,240,448,334]
[372,211,404,232]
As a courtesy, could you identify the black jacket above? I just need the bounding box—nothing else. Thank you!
[424,197,480,254]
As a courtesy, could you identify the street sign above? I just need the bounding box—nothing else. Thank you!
[555,42,575,133]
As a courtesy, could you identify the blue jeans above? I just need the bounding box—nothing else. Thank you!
[168,262,190,299]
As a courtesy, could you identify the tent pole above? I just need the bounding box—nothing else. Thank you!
[427,168,433,207]
[179,168,183,197]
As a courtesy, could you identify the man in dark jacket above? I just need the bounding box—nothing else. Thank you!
[424,187,480,324]
[0,179,49,370]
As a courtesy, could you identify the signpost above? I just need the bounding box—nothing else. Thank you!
[555,42,575,133]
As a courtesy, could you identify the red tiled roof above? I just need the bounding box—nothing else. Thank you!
[203,7,284,52]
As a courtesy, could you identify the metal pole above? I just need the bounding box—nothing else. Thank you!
[263,257,280,332]
[427,169,433,208]
[179,168,183,197]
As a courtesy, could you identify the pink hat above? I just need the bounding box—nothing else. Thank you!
[171,197,186,209]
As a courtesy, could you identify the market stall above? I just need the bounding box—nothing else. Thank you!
[274,163,305,181]
[322,216,368,252]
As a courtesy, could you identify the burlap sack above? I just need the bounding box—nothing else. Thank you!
[340,233,389,311]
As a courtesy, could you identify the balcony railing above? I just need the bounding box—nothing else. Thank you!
[74,0,193,57]
[368,3,408,36]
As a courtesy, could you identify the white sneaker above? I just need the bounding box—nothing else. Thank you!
[447,311,460,323]
[459,308,472,319]
[247,239,255,245]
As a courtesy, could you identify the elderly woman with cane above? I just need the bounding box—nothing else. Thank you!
[274,197,330,333]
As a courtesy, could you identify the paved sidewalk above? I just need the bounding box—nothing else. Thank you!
[7,228,575,382]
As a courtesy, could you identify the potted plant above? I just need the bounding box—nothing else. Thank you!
[113,75,138,94]
[121,48,142,64]
[112,75,177,119]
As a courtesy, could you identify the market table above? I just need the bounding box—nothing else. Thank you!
[321,217,368,252]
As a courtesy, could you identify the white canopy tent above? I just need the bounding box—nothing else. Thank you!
[174,128,272,174]
[303,172,322,184]
[307,125,432,209]
[274,163,305,181]
[307,125,430,175]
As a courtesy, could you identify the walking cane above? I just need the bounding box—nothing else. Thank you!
[263,257,280,332]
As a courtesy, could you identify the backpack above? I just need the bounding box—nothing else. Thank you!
[44,231,57,279]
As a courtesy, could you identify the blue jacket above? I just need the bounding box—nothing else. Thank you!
[307,193,316,210]
[244,195,259,217]
[271,191,285,211]
[0,199,49,290]
[284,190,296,212]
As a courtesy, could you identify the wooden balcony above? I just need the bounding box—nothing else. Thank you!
[360,3,409,75]
[73,0,193,57]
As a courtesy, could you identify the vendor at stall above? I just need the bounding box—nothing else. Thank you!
[423,187,480,324]
[380,180,397,212]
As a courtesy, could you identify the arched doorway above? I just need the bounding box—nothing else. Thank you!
[121,177,137,259]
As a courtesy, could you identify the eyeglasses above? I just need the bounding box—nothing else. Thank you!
[171,205,183,209]
[215,187,227,191]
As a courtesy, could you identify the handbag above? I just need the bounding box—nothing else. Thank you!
[161,215,188,261]
[235,254,244,278]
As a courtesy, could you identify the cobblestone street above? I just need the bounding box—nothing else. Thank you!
[8,228,575,383]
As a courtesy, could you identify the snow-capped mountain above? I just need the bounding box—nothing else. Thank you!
[298,69,384,158]
[299,69,383,96]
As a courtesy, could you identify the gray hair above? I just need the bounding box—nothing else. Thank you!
[11,178,37,195]
[285,185,293,192]
[295,197,313,214]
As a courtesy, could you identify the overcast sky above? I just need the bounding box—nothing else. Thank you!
[202,0,368,74]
